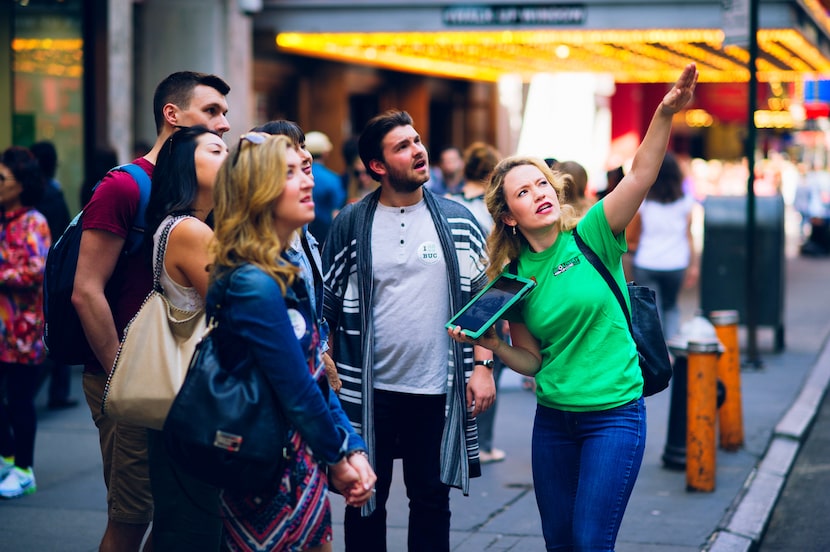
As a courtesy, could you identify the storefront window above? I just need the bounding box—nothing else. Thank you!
[12,0,84,211]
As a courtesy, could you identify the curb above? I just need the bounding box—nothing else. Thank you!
[705,333,830,551]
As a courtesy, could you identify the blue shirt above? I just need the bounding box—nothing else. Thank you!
[309,163,345,243]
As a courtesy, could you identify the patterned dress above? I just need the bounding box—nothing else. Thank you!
[220,277,333,551]
[0,207,50,366]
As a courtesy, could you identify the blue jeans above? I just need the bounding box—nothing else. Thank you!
[344,390,450,552]
[532,397,646,552]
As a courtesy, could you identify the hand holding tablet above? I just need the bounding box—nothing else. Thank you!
[446,273,536,339]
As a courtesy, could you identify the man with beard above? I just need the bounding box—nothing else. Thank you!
[322,110,496,551]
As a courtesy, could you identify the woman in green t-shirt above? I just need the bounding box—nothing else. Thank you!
[448,63,698,551]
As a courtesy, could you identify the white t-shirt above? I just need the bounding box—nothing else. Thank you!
[633,195,695,271]
[370,198,451,394]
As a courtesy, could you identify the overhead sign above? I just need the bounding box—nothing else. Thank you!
[443,4,586,26]
[722,0,749,47]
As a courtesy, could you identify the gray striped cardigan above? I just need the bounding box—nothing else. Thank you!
[322,187,489,514]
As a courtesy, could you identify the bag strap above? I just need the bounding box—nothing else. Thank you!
[118,163,152,256]
[572,227,634,336]
[152,216,185,292]
[88,163,152,256]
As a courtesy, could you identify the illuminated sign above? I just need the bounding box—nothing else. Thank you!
[443,4,586,26]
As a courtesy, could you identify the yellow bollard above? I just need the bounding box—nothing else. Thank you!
[710,310,744,451]
[686,339,720,492]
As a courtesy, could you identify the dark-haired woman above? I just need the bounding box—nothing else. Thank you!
[631,152,698,340]
[143,125,228,550]
[0,146,49,499]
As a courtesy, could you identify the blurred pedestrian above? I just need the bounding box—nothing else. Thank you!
[341,135,360,194]
[29,141,77,410]
[449,141,507,464]
[631,152,698,340]
[449,142,500,230]
[323,110,495,551]
[552,159,593,216]
[0,146,50,499]
[435,146,466,195]
[449,63,698,551]
[306,130,345,244]
[30,141,71,241]
[598,165,625,201]
[211,133,375,550]
[795,164,830,256]
[346,156,377,203]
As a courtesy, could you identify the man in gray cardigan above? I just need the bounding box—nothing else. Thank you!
[322,110,495,552]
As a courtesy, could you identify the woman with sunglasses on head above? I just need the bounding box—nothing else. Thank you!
[0,146,49,499]
[140,124,228,550]
[212,133,375,551]
[448,64,698,551]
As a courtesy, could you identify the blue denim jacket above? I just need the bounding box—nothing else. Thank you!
[206,262,365,465]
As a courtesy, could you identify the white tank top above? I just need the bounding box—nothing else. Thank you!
[152,215,204,312]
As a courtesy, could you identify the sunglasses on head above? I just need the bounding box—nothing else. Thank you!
[233,132,268,167]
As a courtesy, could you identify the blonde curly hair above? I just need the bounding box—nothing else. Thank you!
[484,156,581,281]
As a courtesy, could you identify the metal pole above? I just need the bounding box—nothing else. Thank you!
[744,0,762,368]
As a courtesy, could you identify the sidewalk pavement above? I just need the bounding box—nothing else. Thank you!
[2,234,830,551]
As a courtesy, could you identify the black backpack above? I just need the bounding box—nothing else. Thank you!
[43,164,152,365]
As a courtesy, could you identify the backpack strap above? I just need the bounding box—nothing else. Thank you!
[572,227,634,336]
[116,163,152,256]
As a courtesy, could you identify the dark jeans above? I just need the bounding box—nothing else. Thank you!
[344,390,450,552]
[632,266,685,340]
[532,398,646,552]
[147,429,222,551]
[478,322,507,452]
[35,358,73,406]
[48,361,72,404]
[476,360,504,451]
[0,362,39,468]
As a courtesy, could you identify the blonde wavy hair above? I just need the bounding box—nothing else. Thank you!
[211,133,299,294]
[484,155,581,281]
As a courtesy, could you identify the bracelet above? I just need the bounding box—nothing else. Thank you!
[347,450,369,460]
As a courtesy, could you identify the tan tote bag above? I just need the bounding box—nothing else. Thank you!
[102,216,206,430]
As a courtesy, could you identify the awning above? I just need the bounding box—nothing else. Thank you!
[276,27,830,83]
[260,0,830,83]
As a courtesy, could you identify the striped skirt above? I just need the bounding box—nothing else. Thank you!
[221,432,332,551]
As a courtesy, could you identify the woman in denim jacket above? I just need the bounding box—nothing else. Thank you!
[210,133,376,551]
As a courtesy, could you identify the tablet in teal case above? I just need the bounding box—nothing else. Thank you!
[446,272,536,339]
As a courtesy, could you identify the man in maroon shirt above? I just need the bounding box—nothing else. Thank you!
[72,71,230,552]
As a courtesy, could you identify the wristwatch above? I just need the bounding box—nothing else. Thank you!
[474,359,494,369]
